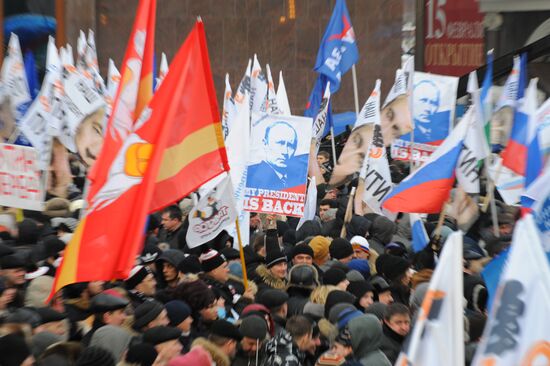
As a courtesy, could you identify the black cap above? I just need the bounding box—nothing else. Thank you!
[0,253,26,269]
[125,265,152,290]
[381,255,410,281]
[221,247,240,261]
[240,315,268,340]
[4,308,42,328]
[89,293,129,313]
[143,326,182,345]
[210,319,242,341]
[199,250,226,273]
[125,343,158,365]
[323,268,348,286]
[257,289,289,309]
[140,243,161,264]
[35,307,67,324]
[370,276,391,294]
[133,301,165,330]
[291,243,314,259]
[347,280,374,300]
[329,238,354,260]
[265,233,286,268]
[0,243,14,258]
[177,255,202,274]
[42,237,66,258]
[288,264,319,290]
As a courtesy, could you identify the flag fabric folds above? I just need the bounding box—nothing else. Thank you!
[383,111,470,213]
[396,231,464,366]
[51,19,228,295]
[87,0,156,202]
[472,215,550,366]
[410,213,429,252]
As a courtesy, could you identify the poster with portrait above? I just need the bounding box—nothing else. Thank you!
[391,72,458,161]
[244,113,313,217]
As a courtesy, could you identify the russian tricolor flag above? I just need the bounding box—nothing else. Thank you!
[410,213,430,252]
[382,110,470,213]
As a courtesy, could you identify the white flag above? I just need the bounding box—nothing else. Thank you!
[276,71,291,115]
[473,214,550,366]
[396,231,464,366]
[263,64,280,114]
[18,37,60,169]
[225,61,252,246]
[250,54,267,113]
[467,71,490,160]
[297,177,317,230]
[524,160,550,251]
[155,52,169,91]
[360,80,393,215]
[312,82,331,151]
[186,174,238,248]
[221,73,234,139]
[105,59,121,127]
[76,30,87,70]
[456,108,482,194]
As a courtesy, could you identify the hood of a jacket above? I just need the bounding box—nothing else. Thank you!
[348,314,384,358]
[369,216,396,245]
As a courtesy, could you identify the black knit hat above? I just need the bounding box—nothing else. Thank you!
[0,253,26,269]
[347,280,374,301]
[35,307,67,324]
[329,238,354,260]
[42,237,66,258]
[89,293,129,313]
[323,268,348,286]
[199,250,226,273]
[210,319,242,341]
[380,255,410,281]
[125,343,158,366]
[143,326,181,345]
[324,290,356,318]
[291,243,314,259]
[133,301,165,330]
[125,265,152,290]
[239,315,268,340]
[140,243,161,264]
[177,255,202,274]
[265,234,287,268]
[165,300,192,327]
[76,346,115,366]
[256,289,289,309]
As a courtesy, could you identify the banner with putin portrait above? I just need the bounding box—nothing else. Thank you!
[391,72,458,162]
[244,113,313,217]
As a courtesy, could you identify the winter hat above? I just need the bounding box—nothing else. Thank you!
[324,290,356,318]
[328,303,356,324]
[369,276,391,297]
[17,219,40,245]
[156,249,186,268]
[239,315,268,340]
[309,236,330,260]
[140,243,161,264]
[335,326,353,348]
[199,250,226,272]
[347,280,374,301]
[24,275,55,307]
[345,270,364,282]
[44,198,72,217]
[125,265,152,290]
[125,343,158,366]
[291,243,314,259]
[257,289,289,309]
[0,242,14,258]
[90,325,132,362]
[5,308,42,328]
[316,352,346,366]
[283,229,297,245]
[143,326,182,345]
[167,345,212,366]
[221,247,240,261]
[350,235,370,254]
[165,300,192,327]
[133,301,165,330]
[210,319,242,341]
[42,237,66,258]
[288,264,320,290]
[329,238,354,260]
[336,308,364,329]
[276,220,290,237]
[381,255,410,282]
[347,259,371,280]
[89,293,129,313]
[303,301,325,320]
[323,268,348,286]
[364,302,387,321]
[75,346,115,366]
[0,332,32,366]
[264,235,286,268]
[31,331,63,359]
[177,255,202,274]
[0,253,26,269]
[35,307,67,324]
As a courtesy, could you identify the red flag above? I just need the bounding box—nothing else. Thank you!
[50,20,228,295]
[87,0,156,200]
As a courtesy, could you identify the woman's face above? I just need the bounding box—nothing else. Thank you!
[75,108,105,168]
[381,95,412,145]
[329,124,373,187]
[200,302,218,322]
[270,261,288,279]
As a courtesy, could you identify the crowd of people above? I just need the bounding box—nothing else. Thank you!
[0,149,516,366]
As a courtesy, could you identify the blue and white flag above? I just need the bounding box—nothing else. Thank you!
[410,213,429,252]
[314,0,358,92]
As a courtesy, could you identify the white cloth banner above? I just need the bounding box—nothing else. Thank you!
[297,177,317,230]
[456,108,481,194]
[276,71,291,116]
[396,231,464,366]
[186,174,238,248]
[0,144,46,211]
[473,214,550,366]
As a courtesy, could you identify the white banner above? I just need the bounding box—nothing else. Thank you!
[0,144,46,211]
[186,174,238,248]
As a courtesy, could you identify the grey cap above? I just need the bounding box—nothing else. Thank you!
[239,315,268,340]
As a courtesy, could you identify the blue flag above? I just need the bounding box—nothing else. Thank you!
[314,0,358,92]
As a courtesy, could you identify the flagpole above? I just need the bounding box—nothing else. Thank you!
[351,65,360,115]
[330,127,338,168]
[235,217,249,290]
[340,186,356,238]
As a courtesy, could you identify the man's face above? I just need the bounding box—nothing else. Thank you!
[468,258,484,274]
[319,204,330,221]
[413,82,439,124]
[161,213,180,232]
[270,261,287,279]
[156,339,183,361]
[264,123,297,169]
[2,268,26,286]
[330,124,373,187]
[136,273,157,296]
[162,262,178,282]
[105,308,127,326]
[381,95,413,145]
[378,291,394,305]
[41,320,68,337]
[317,154,328,165]
[88,281,104,296]
[297,331,313,352]
[226,339,238,358]
[178,316,193,333]
[209,262,230,283]
[250,215,261,229]
[241,337,261,355]
[332,342,353,358]
[386,313,411,336]
[292,254,313,266]
[75,108,105,168]
[353,248,370,260]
